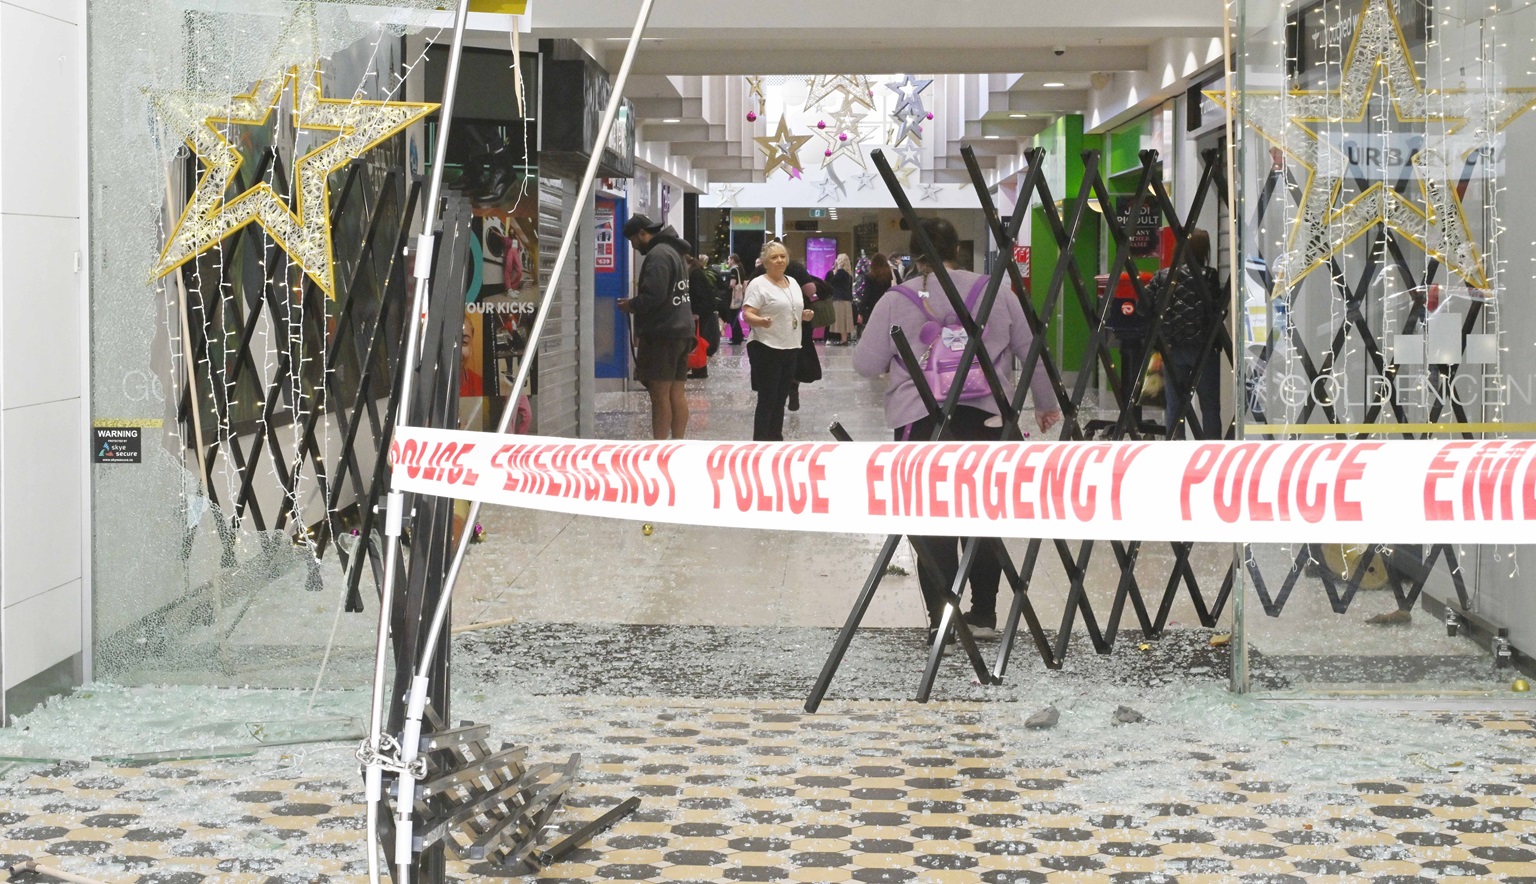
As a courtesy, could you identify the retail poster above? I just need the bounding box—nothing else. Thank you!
[805,237,837,280]
[595,201,617,272]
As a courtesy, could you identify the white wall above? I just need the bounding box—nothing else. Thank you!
[0,0,90,716]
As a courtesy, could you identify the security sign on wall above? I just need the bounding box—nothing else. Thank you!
[93,426,142,464]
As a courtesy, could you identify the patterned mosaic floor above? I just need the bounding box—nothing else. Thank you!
[3,688,1535,883]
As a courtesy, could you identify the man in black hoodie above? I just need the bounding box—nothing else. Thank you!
[620,213,694,439]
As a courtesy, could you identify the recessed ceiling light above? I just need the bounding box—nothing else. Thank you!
[1043,82,1065,88]
[662,118,681,123]
[984,134,1001,140]
[1009,113,1029,118]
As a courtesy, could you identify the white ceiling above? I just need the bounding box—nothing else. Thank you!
[492,0,1227,188]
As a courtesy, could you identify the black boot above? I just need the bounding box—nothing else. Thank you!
[787,387,799,411]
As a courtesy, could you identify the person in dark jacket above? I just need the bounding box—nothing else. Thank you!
[620,213,694,439]
[858,253,894,325]
[1155,228,1224,439]
[721,254,747,344]
[827,254,855,344]
[686,254,720,377]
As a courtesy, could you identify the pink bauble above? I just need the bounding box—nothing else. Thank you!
[746,111,757,122]
[926,112,934,120]
[825,149,833,156]
[817,120,826,129]
[839,132,848,141]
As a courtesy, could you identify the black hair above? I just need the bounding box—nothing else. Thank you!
[910,216,960,266]
[1188,229,1211,266]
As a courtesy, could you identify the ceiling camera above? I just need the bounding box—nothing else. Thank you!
[1053,45,1066,57]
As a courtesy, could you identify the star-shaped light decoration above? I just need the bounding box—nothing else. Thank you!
[828,93,870,140]
[815,167,848,202]
[813,94,872,169]
[891,111,927,147]
[886,73,933,118]
[1207,0,1536,294]
[886,74,933,147]
[745,76,768,115]
[715,183,744,207]
[893,142,924,171]
[150,63,436,298]
[754,114,812,180]
[805,74,876,111]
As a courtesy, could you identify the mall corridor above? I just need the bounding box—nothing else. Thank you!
[1,341,1534,883]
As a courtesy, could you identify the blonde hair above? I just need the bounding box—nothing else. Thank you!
[835,253,852,273]
[760,241,789,261]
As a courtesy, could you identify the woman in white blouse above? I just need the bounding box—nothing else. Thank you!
[742,241,814,441]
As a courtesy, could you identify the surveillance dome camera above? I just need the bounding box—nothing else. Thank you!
[1053,45,1066,57]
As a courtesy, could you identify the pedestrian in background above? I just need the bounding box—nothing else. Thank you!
[854,217,1061,645]
[742,241,814,441]
[828,253,855,345]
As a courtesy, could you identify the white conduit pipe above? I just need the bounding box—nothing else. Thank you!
[2,858,111,884]
[409,0,660,693]
[362,3,472,884]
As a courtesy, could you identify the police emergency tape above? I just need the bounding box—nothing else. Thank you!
[388,428,1536,544]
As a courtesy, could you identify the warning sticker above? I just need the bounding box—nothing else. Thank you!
[93,426,142,464]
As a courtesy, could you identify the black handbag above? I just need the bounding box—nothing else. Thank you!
[795,328,822,384]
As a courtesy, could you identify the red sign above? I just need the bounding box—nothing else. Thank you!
[1012,245,1030,276]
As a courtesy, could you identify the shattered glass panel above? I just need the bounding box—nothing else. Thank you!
[85,0,445,746]
[1233,0,1536,692]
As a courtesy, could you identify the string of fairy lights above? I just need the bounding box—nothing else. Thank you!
[1240,0,1536,590]
[154,5,446,570]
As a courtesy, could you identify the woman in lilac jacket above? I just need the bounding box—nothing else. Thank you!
[853,217,1061,645]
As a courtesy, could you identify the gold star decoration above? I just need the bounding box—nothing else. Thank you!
[1208,0,1536,295]
[813,93,872,169]
[150,62,437,298]
[745,75,768,115]
[754,114,812,180]
[804,74,875,112]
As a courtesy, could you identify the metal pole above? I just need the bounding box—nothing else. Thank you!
[362,4,471,884]
[1222,0,1250,694]
[409,0,660,685]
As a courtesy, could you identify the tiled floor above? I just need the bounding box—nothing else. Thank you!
[3,340,1535,882]
[3,685,1535,882]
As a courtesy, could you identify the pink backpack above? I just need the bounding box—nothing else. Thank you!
[896,277,993,404]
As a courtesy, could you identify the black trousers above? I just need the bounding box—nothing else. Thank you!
[748,341,800,441]
[1165,345,1223,439]
[899,407,1006,628]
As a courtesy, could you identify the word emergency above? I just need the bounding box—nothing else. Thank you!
[490,441,682,505]
[865,442,1147,521]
